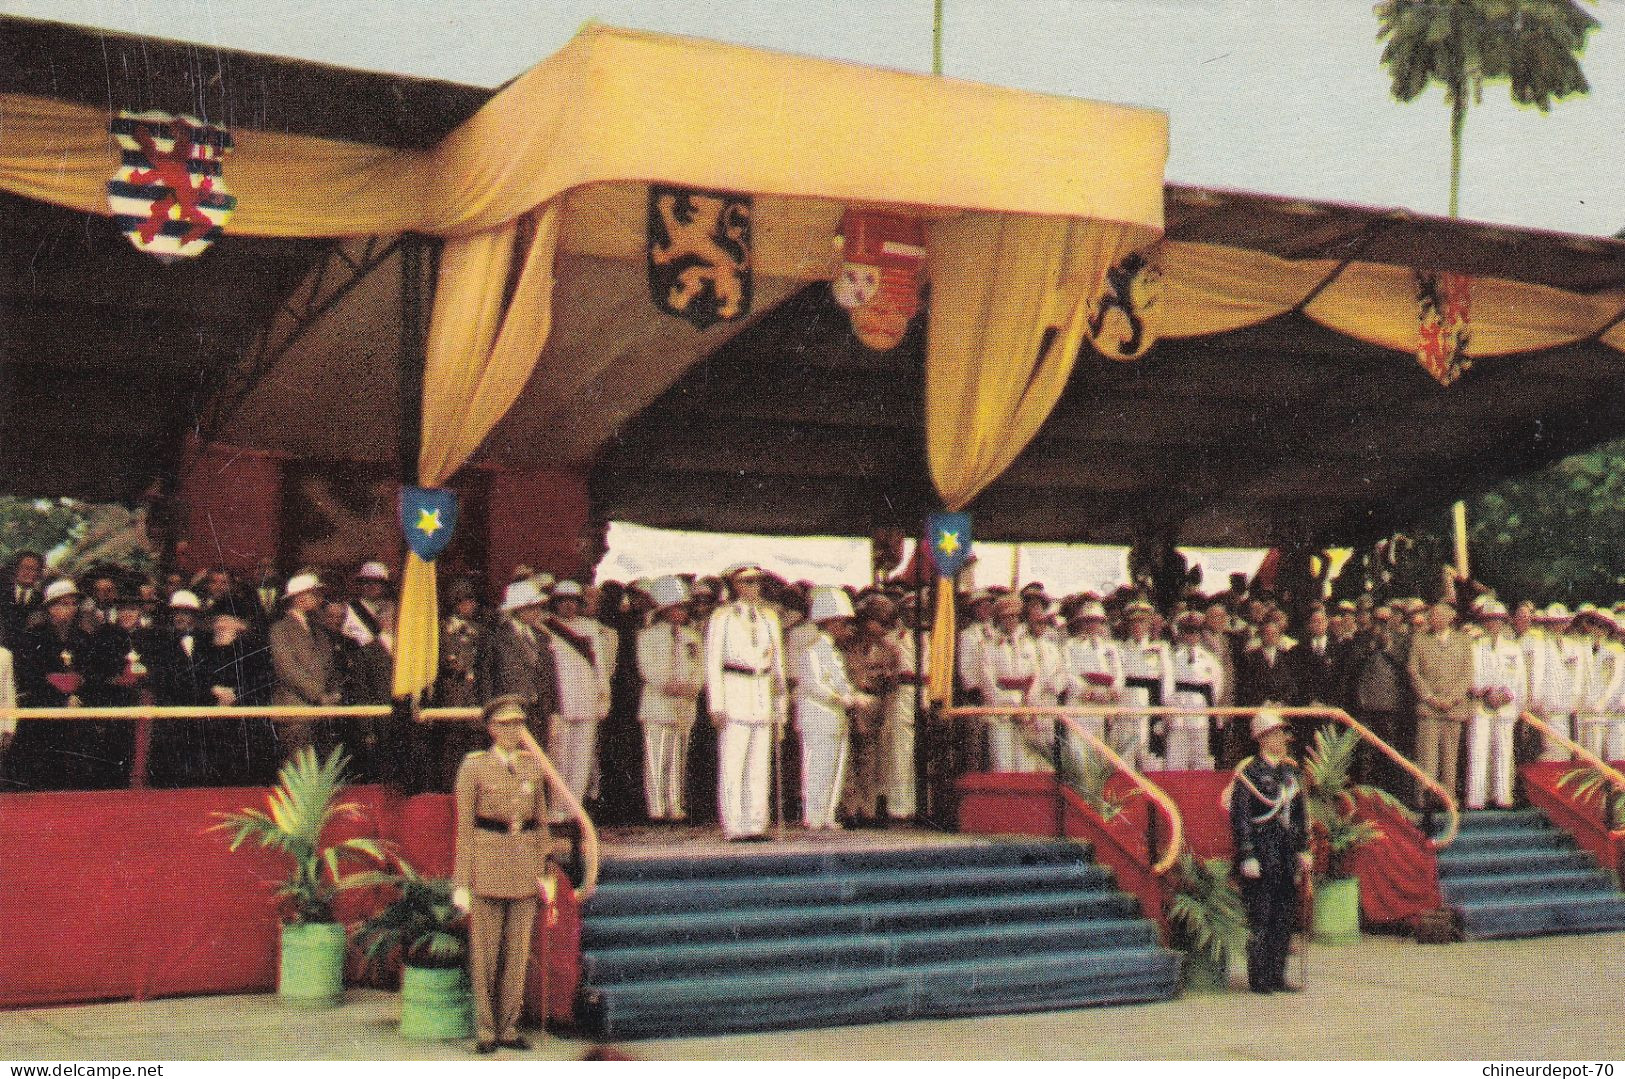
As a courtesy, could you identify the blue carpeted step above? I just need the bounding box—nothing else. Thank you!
[598,840,1086,883]
[582,885,1139,949]
[1457,892,1625,940]
[1447,827,1575,856]
[1440,868,1615,903]
[581,916,1161,984]
[1437,847,1595,878]
[581,945,1181,1041]
[1455,808,1548,831]
[584,860,1111,916]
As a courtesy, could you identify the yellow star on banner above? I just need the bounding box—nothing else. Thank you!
[937,530,961,555]
[415,507,443,537]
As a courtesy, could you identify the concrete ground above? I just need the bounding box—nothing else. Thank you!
[4,931,1621,1061]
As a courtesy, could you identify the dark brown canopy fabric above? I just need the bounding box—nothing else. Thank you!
[5,14,1625,550]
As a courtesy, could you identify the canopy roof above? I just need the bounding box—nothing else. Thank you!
[4,16,1625,549]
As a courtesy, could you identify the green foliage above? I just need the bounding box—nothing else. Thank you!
[1029,727,1139,822]
[1303,726,1405,879]
[0,497,88,569]
[351,860,468,974]
[1557,764,1625,830]
[1379,439,1625,606]
[1166,852,1248,965]
[1375,0,1598,214]
[0,497,156,577]
[212,746,387,924]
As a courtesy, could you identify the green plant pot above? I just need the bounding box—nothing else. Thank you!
[399,964,473,1040]
[1181,948,1230,994]
[1312,876,1361,945]
[279,921,346,1007]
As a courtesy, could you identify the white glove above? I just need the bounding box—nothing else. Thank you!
[452,887,471,913]
[1298,851,1315,870]
[537,873,558,906]
[1240,857,1261,880]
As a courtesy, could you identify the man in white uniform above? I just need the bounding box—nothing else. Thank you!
[543,580,611,823]
[1062,600,1123,746]
[1467,600,1527,810]
[1575,607,1623,759]
[705,564,787,841]
[1169,610,1224,771]
[635,576,703,822]
[792,588,873,830]
[881,591,928,822]
[1118,599,1174,770]
[1531,604,1583,762]
[976,594,1039,772]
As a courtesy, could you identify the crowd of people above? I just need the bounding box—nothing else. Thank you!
[3,548,1624,826]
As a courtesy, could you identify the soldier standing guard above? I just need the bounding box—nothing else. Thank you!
[1228,710,1312,994]
[452,696,556,1054]
[636,576,704,822]
[705,564,787,841]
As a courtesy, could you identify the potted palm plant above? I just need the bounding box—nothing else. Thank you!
[213,745,385,1007]
[1303,726,1401,945]
[352,860,473,1040]
[1165,851,1247,994]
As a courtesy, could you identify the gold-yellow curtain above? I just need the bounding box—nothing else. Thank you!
[922,213,1152,702]
[391,204,562,699]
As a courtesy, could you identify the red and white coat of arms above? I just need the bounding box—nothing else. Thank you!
[107,111,236,260]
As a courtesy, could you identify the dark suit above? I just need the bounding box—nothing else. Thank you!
[1,581,41,650]
[269,611,336,761]
[11,622,95,790]
[1230,753,1309,993]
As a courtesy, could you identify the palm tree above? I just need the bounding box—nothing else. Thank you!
[1376,0,1599,217]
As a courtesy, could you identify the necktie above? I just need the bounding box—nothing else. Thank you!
[182,634,194,659]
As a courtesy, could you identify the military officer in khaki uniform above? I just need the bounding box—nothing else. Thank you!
[452,696,557,1054]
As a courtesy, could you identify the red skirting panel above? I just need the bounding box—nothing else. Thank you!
[0,787,580,1020]
[1524,760,1624,876]
[1345,791,1441,927]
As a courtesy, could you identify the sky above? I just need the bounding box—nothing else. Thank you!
[7,0,1624,236]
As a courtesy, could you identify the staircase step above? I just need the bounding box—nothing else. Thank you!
[1436,847,1594,878]
[1441,868,1615,904]
[1446,827,1574,855]
[1458,892,1625,940]
[582,886,1140,949]
[581,916,1161,984]
[585,861,1111,916]
[581,945,1181,1040]
[1456,808,1549,831]
[598,840,1086,883]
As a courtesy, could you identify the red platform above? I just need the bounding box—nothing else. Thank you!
[0,786,579,1020]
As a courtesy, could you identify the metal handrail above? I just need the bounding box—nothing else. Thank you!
[1519,710,1625,842]
[0,701,602,901]
[946,703,1458,850]
[943,705,1186,874]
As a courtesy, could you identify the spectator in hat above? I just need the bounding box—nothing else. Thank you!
[11,579,95,789]
[481,579,560,747]
[636,576,704,822]
[881,591,928,824]
[705,564,787,841]
[543,581,612,823]
[196,610,276,786]
[1574,607,1625,760]
[841,594,901,824]
[1062,600,1123,748]
[1118,598,1174,768]
[976,594,1040,773]
[1169,610,1223,771]
[269,572,340,763]
[792,587,871,831]
[1531,604,1585,763]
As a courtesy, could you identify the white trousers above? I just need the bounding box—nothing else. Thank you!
[880,694,916,818]
[1608,716,1625,763]
[1466,707,1516,810]
[546,716,600,823]
[641,722,692,820]
[718,720,773,838]
[1165,692,1213,771]
[1020,700,1058,774]
[799,723,849,828]
[1578,713,1610,760]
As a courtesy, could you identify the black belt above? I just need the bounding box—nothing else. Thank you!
[1174,681,1215,707]
[1125,675,1164,706]
[475,816,539,834]
[723,662,769,677]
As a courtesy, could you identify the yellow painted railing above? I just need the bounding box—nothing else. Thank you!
[943,705,1186,874]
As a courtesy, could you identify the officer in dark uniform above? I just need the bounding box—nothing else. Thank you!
[1229,709,1312,994]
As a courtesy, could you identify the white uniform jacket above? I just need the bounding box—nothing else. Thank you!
[705,601,786,724]
[635,621,705,727]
